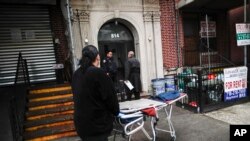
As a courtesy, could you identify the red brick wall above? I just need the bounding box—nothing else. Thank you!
[49,5,69,64]
[160,0,184,69]
[49,4,73,82]
[229,6,245,64]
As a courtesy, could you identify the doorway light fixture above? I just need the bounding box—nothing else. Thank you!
[84,38,89,45]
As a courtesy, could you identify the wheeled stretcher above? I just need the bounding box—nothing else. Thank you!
[118,93,187,141]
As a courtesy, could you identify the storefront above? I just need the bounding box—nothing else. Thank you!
[175,0,250,112]
[176,0,249,67]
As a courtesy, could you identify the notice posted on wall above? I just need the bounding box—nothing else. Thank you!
[224,66,248,101]
[235,23,250,46]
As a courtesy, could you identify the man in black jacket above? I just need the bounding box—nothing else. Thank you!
[102,50,117,83]
[72,45,119,141]
[124,51,142,100]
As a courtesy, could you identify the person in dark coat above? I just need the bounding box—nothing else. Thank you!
[124,51,142,100]
[71,45,119,141]
[101,50,117,82]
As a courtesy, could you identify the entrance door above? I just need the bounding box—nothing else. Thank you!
[98,20,134,81]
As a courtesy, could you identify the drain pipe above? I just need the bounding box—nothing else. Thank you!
[66,0,77,71]
[152,11,158,77]
[174,0,180,68]
[205,14,211,73]
[244,0,247,66]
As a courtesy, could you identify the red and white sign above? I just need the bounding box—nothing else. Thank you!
[224,66,247,92]
[223,66,248,101]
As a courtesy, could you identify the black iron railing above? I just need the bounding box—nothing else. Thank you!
[14,52,30,86]
[176,66,249,113]
[9,96,24,141]
[181,47,236,69]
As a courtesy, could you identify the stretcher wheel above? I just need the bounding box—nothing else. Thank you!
[170,136,176,141]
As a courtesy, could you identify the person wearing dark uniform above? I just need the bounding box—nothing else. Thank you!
[102,50,117,83]
[71,45,119,141]
[124,51,142,100]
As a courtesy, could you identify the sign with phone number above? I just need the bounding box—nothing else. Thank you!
[224,66,248,101]
[224,89,247,101]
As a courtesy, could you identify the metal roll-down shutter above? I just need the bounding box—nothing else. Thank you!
[0,5,56,86]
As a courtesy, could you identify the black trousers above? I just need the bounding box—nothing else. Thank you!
[81,133,109,141]
[126,91,140,100]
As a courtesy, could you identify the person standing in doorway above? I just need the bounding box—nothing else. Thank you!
[102,50,117,83]
[71,45,119,141]
[124,51,142,100]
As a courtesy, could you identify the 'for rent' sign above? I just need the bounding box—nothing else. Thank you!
[224,66,248,101]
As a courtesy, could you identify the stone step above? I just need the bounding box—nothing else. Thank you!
[29,85,71,95]
[24,123,76,140]
[28,90,72,99]
[28,101,74,111]
[27,96,73,108]
[26,105,74,119]
[28,94,73,103]
[29,131,77,141]
[25,120,74,132]
[25,113,73,129]
[26,110,74,121]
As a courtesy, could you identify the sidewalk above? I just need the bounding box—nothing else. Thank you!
[205,102,250,125]
[108,104,230,141]
[21,103,232,141]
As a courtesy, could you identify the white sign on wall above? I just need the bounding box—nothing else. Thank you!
[10,28,22,42]
[223,66,248,101]
[235,23,250,46]
[52,64,64,69]
[200,21,216,38]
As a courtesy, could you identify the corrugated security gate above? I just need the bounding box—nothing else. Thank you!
[0,5,56,86]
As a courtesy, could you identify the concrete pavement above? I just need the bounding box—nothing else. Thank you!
[204,102,250,125]
[111,105,230,141]
[54,104,231,141]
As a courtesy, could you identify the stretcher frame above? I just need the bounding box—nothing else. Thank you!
[151,93,187,141]
[119,93,187,141]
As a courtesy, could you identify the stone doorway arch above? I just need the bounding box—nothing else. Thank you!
[98,18,136,82]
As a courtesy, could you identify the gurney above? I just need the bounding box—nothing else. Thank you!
[112,111,146,141]
[113,99,165,141]
[118,93,187,141]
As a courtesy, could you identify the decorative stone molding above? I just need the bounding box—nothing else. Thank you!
[72,9,90,22]
[152,11,161,22]
[143,11,152,22]
[143,0,160,11]
[114,10,120,18]
[145,0,158,4]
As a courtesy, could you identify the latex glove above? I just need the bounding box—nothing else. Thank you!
[117,113,125,117]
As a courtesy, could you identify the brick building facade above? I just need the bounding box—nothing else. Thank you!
[160,0,184,69]
[0,0,248,87]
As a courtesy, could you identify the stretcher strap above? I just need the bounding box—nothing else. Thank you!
[141,107,156,117]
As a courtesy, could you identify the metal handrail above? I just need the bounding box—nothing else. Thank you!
[14,52,30,86]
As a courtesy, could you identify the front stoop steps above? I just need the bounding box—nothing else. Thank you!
[23,84,77,141]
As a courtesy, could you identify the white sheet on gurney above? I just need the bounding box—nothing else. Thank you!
[119,98,166,113]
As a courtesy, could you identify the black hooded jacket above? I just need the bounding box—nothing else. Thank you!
[71,66,119,138]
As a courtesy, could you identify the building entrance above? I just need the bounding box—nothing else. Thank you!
[98,20,135,81]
